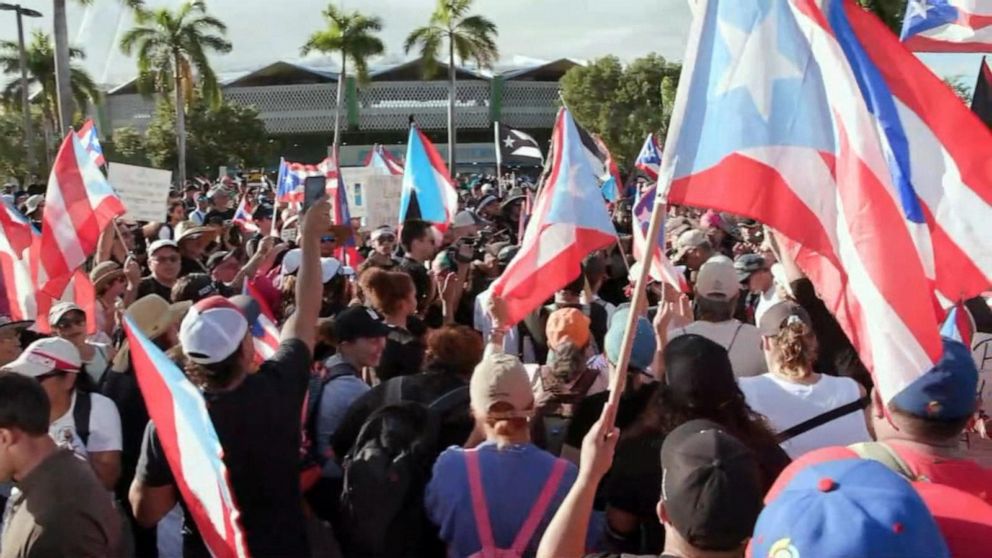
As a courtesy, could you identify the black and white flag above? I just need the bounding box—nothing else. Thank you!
[495,122,544,165]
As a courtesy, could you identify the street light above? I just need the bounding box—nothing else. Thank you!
[0,3,43,174]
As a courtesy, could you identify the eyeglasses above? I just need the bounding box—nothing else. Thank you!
[55,317,85,329]
[375,235,396,243]
[152,255,181,264]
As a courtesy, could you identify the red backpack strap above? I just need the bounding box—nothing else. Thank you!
[510,458,569,555]
[464,450,497,551]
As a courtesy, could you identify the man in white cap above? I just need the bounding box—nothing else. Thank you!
[670,258,766,378]
[129,197,329,557]
[0,316,32,367]
[138,239,182,301]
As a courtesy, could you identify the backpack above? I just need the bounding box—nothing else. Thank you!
[533,366,599,456]
[338,378,470,557]
[463,450,568,558]
[303,364,355,467]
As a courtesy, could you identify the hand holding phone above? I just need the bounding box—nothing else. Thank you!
[302,176,327,213]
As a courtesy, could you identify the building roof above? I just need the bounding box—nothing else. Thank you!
[222,61,336,87]
[369,57,490,81]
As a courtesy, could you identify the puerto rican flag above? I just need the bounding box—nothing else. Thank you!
[124,315,249,558]
[275,156,334,204]
[661,0,992,404]
[491,108,618,326]
[76,119,106,167]
[232,196,258,234]
[632,185,688,292]
[39,132,125,297]
[363,144,404,176]
[634,133,662,181]
[328,150,363,267]
[901,0,992,52]
[243,279,280,364]
[399,126,459,231]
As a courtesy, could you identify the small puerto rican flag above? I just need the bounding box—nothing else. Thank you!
[76,119,106,167]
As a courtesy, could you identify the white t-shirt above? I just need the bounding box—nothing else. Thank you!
[739,373,871,459]
[49,391,123,459]
[81,342,111,385]
[754,286,784,327]
[672,320,767,378]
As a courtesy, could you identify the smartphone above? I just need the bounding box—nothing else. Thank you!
[302,176,327,213]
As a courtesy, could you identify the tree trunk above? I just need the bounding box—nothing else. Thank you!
[52,0,74,134]
[333,53,346,154]
[174,59,187,187]
[447,38,457,177]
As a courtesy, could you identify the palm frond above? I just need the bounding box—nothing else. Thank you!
[119,26,157,55]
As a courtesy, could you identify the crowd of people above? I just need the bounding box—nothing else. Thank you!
[0,172,989,558]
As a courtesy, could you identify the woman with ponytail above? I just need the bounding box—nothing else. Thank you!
[739,301,871,458]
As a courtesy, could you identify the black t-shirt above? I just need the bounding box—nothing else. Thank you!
[180,256,208,277]
[135,339,313,558]
[137,276,174,302]
[332,368,473,461]
[376,325,426,382]
[398,256,431,306]
[564,383,659,449]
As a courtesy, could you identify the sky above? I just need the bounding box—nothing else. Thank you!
[0,0,983,89]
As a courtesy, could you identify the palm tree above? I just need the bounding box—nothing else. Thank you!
[120,0,231,187]
[53,0,145,134]
[302,5,384,152]
[0,30,100,145]
[404,0,498,176]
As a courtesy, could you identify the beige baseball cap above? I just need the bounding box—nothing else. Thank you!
[695,258,740,299]
[470,353,535,419]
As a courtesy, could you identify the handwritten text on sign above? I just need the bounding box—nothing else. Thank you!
[107,163,172,223]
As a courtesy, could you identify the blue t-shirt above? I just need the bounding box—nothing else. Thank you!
[425,441,602,557]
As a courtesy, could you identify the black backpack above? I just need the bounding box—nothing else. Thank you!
[73,390,92,447]
[338,377,469,558]
[304,365,355,467]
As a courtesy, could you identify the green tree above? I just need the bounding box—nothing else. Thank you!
[105,126,149,166]
[405,0,498,175]
[302,5,384,151]
[145,95,268,175]
[857,0,906,34]
[560,53,682,168]
[944,76,973,104]
[120,0,232,186]
[0,31,100,140]
[0,109,47,181]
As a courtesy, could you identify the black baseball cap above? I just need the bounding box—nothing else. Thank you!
[333,305,390,342]
[252,204,273,221]
[206,250,238,271]
[661,419,764,552]
[662,334,741,414]
[171,273,218,304]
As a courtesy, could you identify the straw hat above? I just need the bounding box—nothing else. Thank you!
[175,223,219,245]
[89,261,125,291]
[112,295,192,371]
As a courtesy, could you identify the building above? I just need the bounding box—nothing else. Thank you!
[101,56,579,172]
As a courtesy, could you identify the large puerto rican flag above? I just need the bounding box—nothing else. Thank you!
[399,126,459,231]
[661,0,992,404]
[76,119,106,167]
[124,314,249,558]
[39,133,125,297]
[491,108,618,326]
[901,0,992,52]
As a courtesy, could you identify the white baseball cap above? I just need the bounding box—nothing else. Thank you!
[321,257,342,283]
[148,239,179,256]
[179,296,249,364]
[280,248,302,275]
[5,337,81,377]
[695,258,740,299]
[48,301,84,327]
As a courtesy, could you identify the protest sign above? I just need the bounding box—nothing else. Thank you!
[108,163,172,222]
[363,175,403,229]
[340,167,377,220]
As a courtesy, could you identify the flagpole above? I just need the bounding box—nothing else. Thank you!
[494,121,503,187]
[607,169,668,409]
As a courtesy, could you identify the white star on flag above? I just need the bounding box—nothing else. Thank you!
[503,136,516,148]
[906,0,932,21]
[715,7,802,121]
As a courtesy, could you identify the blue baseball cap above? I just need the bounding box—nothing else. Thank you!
[890,337,978,420]
[750,459,949,558]
[605,307,656,372]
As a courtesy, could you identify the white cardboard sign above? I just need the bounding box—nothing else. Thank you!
[108,163,172,222]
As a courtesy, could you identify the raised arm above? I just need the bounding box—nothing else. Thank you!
[281,198,330,352]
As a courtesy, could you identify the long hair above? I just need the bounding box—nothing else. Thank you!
[770,319,818,379]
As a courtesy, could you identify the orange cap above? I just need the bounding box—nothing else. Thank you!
[546,308,591,350]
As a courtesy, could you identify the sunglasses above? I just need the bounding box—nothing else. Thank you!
[321,236,337,243]
[375,235,396,243]
[55,316,85,329]
[152,255,181,264]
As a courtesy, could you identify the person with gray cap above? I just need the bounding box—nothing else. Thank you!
[739,301,870,459]
[670,228,724,273]
[425,352,601,557]
[670,258,766,378]
[734,253,780,325]
[21,194,44,230]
